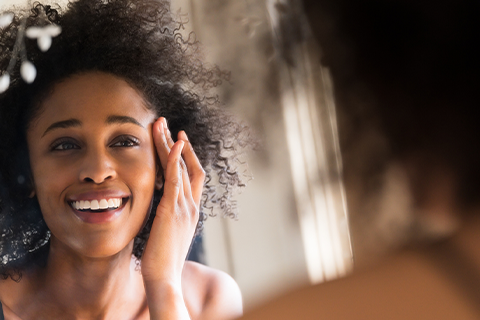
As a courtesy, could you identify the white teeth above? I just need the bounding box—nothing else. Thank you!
[99,199,108,209]
[72,198,123,211]
[90,200,100,210]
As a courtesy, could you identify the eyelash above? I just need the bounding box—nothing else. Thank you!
[50,136,140,151]
[111,135,140,148]
[51,138,79,151]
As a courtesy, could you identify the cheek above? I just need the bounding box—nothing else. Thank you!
[29,152,74,209]
[32,168,75,231]
[119,146,157,200]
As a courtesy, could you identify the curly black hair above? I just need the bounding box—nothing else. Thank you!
[0,0,250,279]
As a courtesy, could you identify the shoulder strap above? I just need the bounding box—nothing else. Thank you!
[424,239,480,314]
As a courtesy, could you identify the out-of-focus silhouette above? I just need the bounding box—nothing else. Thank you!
[239,0,480,318]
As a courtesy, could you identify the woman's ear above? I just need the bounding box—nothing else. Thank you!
[155,165,164,190]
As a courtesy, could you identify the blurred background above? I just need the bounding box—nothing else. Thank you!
[166,0,356,309]
[1,0,420,312]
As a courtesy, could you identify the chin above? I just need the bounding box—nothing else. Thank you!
[49,230,136,260]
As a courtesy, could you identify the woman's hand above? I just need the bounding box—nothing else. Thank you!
[142,117,205,320]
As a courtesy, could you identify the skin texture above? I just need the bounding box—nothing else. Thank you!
[0,72,242,320]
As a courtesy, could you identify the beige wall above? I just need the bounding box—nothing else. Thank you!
[170,0,310,310]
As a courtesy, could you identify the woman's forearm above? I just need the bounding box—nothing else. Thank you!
[145,280,191,320]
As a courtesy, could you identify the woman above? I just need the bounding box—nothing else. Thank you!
[240,0,480,319]
[0,0,245,319]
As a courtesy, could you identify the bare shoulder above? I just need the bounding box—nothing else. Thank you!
[0,276,30,319]
[183,261,243,320]
[240,250,479,320]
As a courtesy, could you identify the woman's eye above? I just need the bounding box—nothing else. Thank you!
[51,140,79,151]
[111,136,140,148]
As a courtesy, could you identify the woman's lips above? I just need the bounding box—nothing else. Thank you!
[69,197,129,224]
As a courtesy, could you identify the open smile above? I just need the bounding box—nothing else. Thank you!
[69,197,130,223]
[71,198,123,211]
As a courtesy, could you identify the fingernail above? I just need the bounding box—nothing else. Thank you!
[181,130,189,141]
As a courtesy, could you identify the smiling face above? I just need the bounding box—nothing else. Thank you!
[27,72,159,258]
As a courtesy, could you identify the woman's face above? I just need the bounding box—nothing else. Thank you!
[27,72,158,258]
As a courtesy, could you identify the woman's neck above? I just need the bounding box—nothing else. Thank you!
[29,238,147,319]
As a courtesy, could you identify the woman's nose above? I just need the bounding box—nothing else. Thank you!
[79,148,117,184]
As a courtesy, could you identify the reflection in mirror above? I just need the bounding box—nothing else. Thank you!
[0,0,248,319]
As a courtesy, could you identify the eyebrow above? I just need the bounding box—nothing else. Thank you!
[42,119,81,137]
[42,115,145,137]
[105,115,144,128]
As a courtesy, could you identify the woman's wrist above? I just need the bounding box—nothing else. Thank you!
[144,279,191,320]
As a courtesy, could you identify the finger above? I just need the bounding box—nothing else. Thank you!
[178,147,193,203]
[178,131,205,206]
[153,118,171,175]
[162,117,175,149]
[161,121,190,199]
[161,140,185,208]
